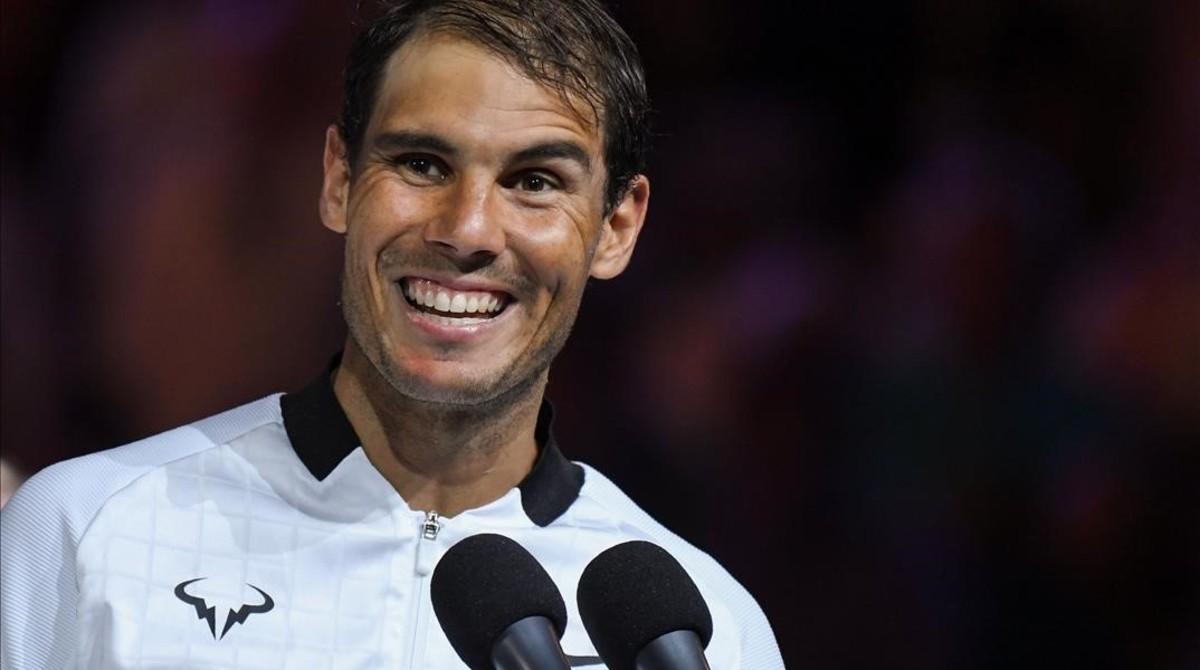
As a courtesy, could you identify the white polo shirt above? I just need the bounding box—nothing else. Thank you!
[1,367,783,669]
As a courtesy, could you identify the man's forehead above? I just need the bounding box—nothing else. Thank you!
[368,31,602,145]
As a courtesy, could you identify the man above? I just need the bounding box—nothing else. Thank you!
[1,1,783,667]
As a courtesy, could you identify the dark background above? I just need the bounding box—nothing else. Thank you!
[2,1,1197,667]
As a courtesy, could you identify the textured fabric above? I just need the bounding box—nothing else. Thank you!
[0,425,218,669]
[0,394,783,669]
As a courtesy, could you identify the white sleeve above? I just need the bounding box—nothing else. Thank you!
[1,463,85,669]
[1,425,220,670]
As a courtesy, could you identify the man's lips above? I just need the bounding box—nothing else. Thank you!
[400,277,513,320]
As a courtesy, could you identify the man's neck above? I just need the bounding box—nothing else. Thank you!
[332,343,543,518]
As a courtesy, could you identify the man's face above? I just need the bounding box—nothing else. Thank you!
[320,34,647,406]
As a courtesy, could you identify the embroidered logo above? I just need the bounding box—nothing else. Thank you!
[174,577,275,640]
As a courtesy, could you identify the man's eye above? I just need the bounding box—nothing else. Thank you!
[395,155,448,181]
[517,172,558,192]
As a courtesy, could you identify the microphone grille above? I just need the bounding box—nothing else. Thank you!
[577,540,714,670]
[430,533,568,669]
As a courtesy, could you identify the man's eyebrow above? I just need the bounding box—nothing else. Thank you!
[372,131,459,157]
[510,141,592,175]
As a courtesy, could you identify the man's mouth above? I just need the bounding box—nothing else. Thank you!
[400,277,512,323]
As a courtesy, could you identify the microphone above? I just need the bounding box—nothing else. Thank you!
[577,541,714,670]
[430,533,571,670]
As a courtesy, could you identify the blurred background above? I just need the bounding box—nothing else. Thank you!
[2,1,1197,667]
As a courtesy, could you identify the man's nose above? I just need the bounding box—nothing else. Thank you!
[423,179,505,268]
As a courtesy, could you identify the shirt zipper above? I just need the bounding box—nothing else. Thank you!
[406,511,441,669]
[421,512,441,541]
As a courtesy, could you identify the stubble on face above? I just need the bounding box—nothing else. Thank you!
[338,241,590,413]
[330,34,612,424]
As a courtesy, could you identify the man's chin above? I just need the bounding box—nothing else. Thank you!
[396,383,506,408]
[377,363,534,409]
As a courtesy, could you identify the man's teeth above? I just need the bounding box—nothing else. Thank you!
[404,279,505,315]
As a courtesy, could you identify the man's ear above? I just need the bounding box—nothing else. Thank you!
[319,125,351,234]
[590,175,650,279]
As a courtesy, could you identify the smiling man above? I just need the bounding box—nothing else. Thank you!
[322,30,644,519]
[1,1,782,668]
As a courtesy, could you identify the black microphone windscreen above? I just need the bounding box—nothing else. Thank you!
[577,540,714,670]
[430,533,568,669]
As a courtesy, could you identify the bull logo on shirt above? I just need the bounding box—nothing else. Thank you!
[174,578,275,640]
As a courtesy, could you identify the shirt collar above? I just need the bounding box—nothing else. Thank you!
[278,360,583,527]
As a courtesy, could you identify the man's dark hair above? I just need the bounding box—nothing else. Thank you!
[340,0,650,214]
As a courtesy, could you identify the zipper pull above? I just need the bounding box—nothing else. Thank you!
[421,511,441,540]
[415,511,441,576]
